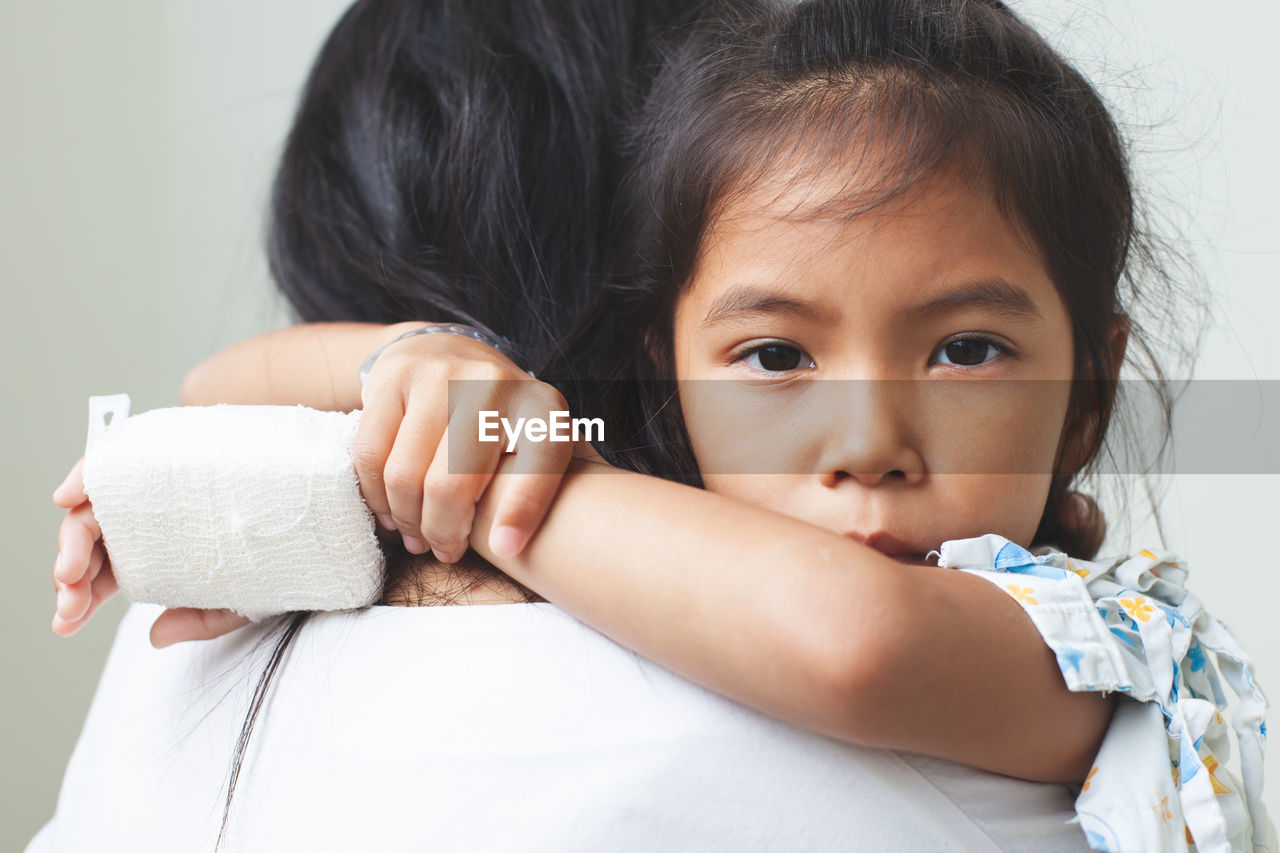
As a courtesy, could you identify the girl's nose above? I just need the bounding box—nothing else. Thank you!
[816,380,925,488]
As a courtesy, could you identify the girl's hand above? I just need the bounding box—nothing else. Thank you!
[50,457,252,646]
[49,328,573,646]
[50,458,118,636]
[356,331,574,563]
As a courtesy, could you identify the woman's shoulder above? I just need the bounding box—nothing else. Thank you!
[44,601,1088,852]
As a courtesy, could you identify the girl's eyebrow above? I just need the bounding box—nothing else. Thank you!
[701,285,840,328]
[906,278,1044,322]
[701,278,1042,328]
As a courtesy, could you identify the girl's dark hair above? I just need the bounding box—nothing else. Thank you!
[218,0,711,845]
[555,0,1197,558]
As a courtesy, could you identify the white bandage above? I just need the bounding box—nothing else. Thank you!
[80,395,385,621]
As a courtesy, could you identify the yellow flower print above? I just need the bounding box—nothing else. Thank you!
[1068,559,1089,579]
[1006,585,1037,605]
[1139,549,1158,561]
[1203,755,1232,794]
[1120,597,1155,622]
[1083,766,1098,791]
[1152,794,1174,822]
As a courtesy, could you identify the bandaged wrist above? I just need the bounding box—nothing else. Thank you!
[80,394,385,621]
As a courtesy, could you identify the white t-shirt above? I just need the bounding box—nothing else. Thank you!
[29,602,1089,852]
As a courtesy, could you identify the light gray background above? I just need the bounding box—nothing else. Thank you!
[3,1,1277,848]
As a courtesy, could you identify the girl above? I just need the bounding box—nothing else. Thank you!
[50,0,1273,849]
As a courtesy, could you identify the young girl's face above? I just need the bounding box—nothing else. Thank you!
[672,167,1080,561]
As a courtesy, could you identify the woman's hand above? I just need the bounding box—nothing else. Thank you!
[51,458,253,646]
[356,330,575,562]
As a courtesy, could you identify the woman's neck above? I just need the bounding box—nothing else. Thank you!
[380,546,543,606]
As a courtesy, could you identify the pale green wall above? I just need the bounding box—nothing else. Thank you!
[1,2,347,848]
[2,4,168,850]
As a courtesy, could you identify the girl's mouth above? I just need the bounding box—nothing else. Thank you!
[843,531,935,565]
[887,554,935,565]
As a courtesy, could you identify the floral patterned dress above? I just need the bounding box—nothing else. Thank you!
[939,534,1275,853]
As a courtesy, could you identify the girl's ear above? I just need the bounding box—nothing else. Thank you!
[1057,313,1130,475]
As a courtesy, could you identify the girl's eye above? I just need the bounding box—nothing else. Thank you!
[933,337,1006,367]
[736,343,814,373]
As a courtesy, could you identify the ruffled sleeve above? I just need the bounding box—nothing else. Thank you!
[937,534,1276,853]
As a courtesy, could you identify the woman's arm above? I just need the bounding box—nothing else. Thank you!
[179,321,425,410]
[469,459,1115,785]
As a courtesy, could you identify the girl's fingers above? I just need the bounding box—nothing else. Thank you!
[55,540,111,624]
[90,552,116,599]
[85,565,118,620]
[51,609,83,637]
[382,397,448,552]
[418,422,503,564]
[52,607,87,638]
[55,502,101,586]
[352,391,407,532]
[51,564,118,638]
[149,608,251,648]
[53,579,83,630]
[85,540,107,583]
[52,457,86,508]
[487,401,576,559]
[56,574,91,625]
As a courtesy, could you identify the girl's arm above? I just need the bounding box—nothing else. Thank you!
[55,321,573,642]
[183,323,1113,782]
[177,320,571,561]
[76,321,1110,782]
[54,321,422,639]
[469,459,1115,785]
[179,321,425,410]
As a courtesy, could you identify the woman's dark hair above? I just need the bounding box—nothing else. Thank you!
[218,0,712,846]
[556,0,1199,558]
[268,0,709,372]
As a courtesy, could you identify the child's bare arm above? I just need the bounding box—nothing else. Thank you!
[177,320,569,559]
[179,321,426,410]
[470,459,1114,785]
